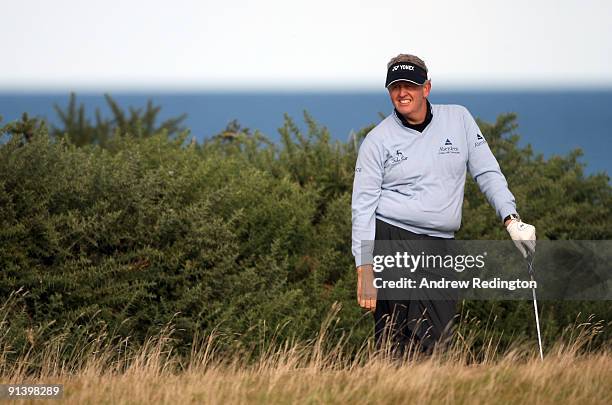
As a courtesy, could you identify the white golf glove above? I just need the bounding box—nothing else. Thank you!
[506,219,536,258]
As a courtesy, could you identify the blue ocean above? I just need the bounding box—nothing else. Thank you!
[1,91,610,176]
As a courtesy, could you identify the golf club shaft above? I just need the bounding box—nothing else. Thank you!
[530,273,544,361]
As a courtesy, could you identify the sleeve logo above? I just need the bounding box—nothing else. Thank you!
[475,133,487,147]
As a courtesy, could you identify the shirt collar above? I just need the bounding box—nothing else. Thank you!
[394,99,433,132]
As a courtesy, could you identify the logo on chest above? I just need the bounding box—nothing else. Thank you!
[384,149,409,168]
[438,138,460,155]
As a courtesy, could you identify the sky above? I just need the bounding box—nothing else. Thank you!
[2,0,612,91]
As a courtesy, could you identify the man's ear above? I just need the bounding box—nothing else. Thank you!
[423,80,432,98]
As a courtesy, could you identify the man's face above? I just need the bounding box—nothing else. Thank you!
[388,81,431,119]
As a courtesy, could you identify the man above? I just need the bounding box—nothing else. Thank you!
[351,53,536,354]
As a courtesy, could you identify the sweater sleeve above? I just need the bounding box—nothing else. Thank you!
[463,107,517,220]
[351,135,384,267]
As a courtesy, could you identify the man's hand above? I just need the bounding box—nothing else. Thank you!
[356,264,377,311]
[506,219,536,258]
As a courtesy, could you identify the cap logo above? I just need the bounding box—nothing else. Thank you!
[391,64,415,72]
[385,61,428,88]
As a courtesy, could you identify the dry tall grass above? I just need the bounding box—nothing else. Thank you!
[1,303,610,404]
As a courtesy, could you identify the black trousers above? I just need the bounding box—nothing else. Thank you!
[373,219,458,355]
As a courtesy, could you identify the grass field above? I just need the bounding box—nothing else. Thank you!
[1,306,611,404]
[2,345,610,404]
[3,353,610,404]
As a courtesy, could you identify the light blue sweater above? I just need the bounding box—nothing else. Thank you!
[351,104,516,267]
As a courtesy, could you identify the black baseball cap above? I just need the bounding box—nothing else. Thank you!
[385,62,428,88]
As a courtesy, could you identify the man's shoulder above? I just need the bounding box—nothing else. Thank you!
[431,103,472,118]
[364,113,397,141]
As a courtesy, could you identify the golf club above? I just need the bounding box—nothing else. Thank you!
[526,252,544,361]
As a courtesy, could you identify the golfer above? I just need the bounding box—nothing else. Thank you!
[351,53,536,354]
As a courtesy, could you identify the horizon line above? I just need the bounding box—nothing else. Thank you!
[3,86,612,94]
[2,79,612,94]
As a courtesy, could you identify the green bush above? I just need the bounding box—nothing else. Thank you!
[0,104,610,364]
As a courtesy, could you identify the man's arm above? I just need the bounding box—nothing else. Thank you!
[463,107,517,221]
[351,136,384,267]
[463,107,536,257]
[352,136,384,310]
